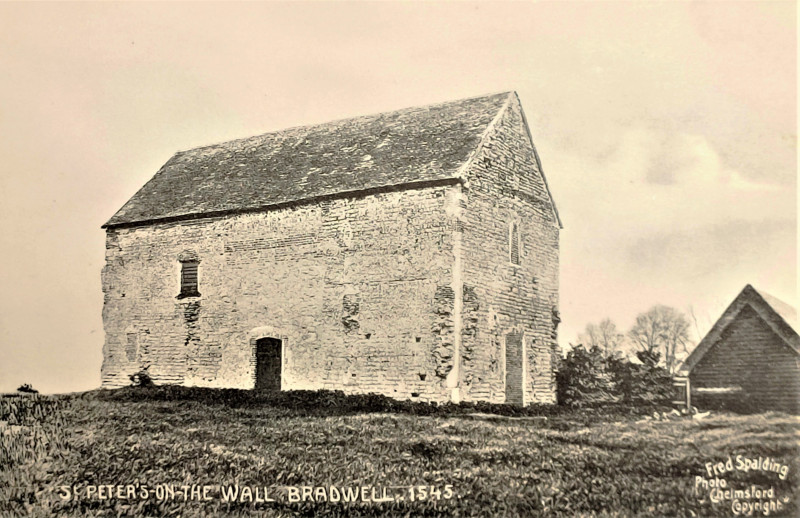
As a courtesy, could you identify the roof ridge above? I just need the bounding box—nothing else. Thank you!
[175,91,515,156]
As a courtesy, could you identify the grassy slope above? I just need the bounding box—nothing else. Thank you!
[1,390,798,517]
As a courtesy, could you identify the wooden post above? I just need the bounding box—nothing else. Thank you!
[672,375,690,412]
[686,376,691,412]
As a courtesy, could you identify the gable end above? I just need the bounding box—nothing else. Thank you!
[684,285,800,373]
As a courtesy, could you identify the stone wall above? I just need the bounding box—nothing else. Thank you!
[458,94,560,404]
[101,186,460,401]
[690,305,800,413]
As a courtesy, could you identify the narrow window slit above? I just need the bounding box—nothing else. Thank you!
[510,222,520,265]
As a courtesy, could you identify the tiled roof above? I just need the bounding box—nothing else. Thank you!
[756,288,798,332]
[104,92,513,228]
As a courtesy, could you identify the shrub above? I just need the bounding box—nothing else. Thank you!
[606,350,673,405]
[556,345,616,407]
[16,383,38,394]
[558,345,673,408]
[129,368,154,387]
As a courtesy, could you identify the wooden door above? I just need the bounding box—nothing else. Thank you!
[255,337,282,391]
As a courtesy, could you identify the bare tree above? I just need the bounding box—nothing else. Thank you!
[687,305,702,343]
[687,304,717,344]
[579,318,626,355]
[628,305,692,373]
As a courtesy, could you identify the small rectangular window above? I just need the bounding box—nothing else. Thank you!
[179,261,200,298]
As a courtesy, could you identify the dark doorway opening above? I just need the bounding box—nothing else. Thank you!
[255,337,282,391]
[505,333,524,405]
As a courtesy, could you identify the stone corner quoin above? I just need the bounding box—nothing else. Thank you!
[100,92,561,406]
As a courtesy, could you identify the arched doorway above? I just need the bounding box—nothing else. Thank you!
[255,337,282,391]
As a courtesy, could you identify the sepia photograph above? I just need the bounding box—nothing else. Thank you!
[0,2,797,516]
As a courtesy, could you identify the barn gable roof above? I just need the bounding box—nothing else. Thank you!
[103,92,560,229]
[682,285,800,372]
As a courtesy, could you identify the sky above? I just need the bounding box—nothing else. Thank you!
[0,2,796,394]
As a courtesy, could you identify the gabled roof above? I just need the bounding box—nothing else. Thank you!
[682,285,800,372]
[103,92,560,229]
[757,289,798,331]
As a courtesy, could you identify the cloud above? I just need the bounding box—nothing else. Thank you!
[544,124,793,237]
[644,131,784,192]
[645,132,719,186]
[727,171,784,192]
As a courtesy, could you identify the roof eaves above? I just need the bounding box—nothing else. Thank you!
[101,177,464,230]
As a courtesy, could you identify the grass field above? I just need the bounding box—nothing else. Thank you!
[2,388,798,517]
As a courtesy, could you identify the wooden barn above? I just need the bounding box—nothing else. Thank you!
[681,285,799,413]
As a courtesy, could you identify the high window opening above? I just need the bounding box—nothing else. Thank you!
[177,254,200,299]
[510,222,521,265]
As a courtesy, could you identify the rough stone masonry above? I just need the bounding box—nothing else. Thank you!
[101,91,562,405]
